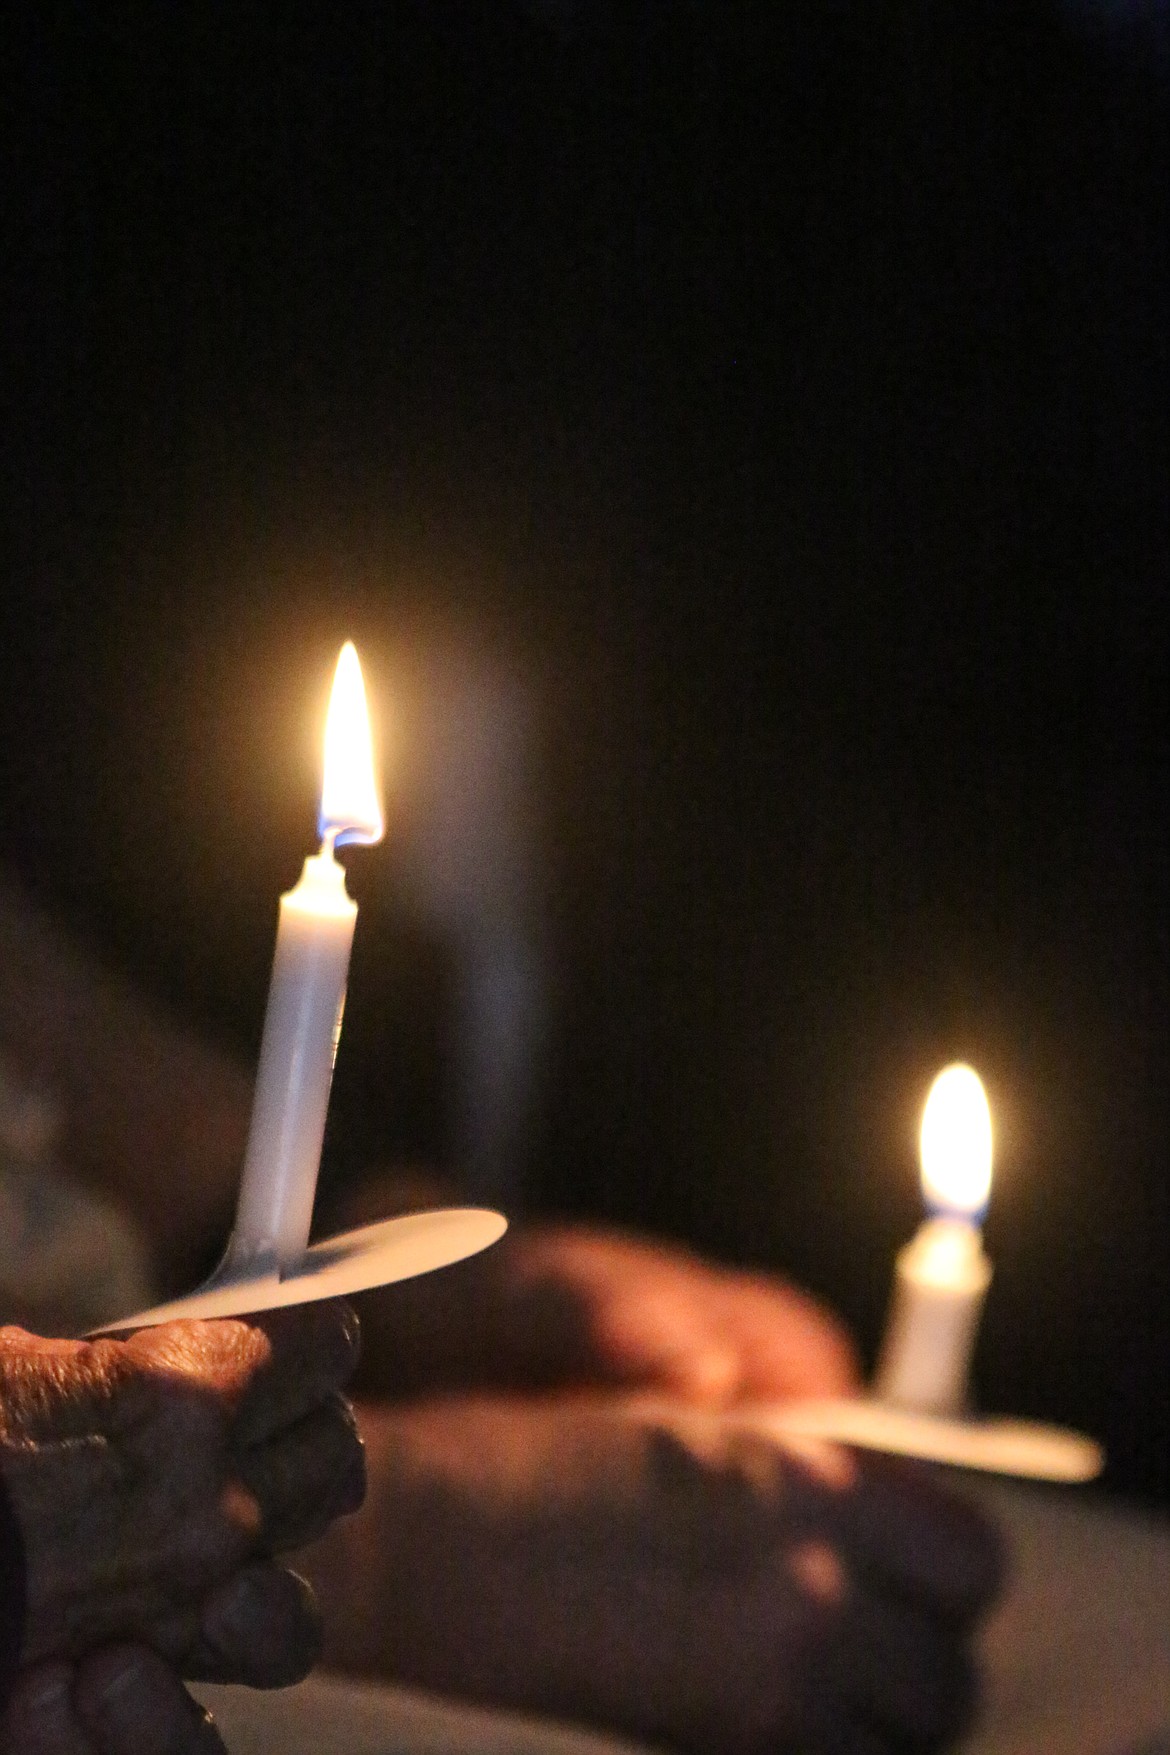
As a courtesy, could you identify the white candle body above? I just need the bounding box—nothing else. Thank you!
[227,850,357,1272]
[874,1216,993,1414]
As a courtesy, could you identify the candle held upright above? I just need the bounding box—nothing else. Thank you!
[874,1063,994,1414]
[226,642,384,1276]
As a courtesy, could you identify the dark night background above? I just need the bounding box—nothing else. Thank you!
[2,4,1169,1503]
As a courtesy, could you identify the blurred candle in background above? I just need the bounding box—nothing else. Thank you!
[226,641,383,1274]
[874,1063,994,1414]
[386,634,545,1210]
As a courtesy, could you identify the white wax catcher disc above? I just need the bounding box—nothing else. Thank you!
[96,1207,507,1333]
[731,1397,1104,1483]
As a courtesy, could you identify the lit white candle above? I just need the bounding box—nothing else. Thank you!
[225,642,384,1275]
[874,1063,994,1414]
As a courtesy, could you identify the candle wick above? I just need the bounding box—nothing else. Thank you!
[319,828,339,861]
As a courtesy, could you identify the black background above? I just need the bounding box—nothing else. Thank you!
[2,3,1168,1503]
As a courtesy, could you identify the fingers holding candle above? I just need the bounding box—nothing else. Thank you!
[235,1392,366,1554]
[2,1648,229,1755]
[300,1393,1003,1755]
[0,1309,364,1672]
[227,1301,363,1445]
[191,1564,325,1689]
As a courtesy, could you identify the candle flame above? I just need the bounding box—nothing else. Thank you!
[319,642,384,847]
[919,1063,993,1218]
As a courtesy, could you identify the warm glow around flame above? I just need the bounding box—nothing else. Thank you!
[919,1063,993,1217]
[319,642,384,847]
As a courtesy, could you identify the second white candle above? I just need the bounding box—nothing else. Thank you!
[874,1063,994,1414]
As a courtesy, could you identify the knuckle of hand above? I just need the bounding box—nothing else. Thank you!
[128,1323,200,1375]
[305,1302,362,1388]
[321,1391,363,1461]
[218,1477,265,1547]
[79,1338,130,1404]
[205,1565,322,1687]
[144,1319,269,1401]
[323,1301,362,1378]
[302,1301,362,1385]
[219,1319,274,1382]
[277,1574,324,1680]
[168,1487,261,1595]
[788,1538,849,1610]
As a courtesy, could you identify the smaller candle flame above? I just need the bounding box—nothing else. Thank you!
[319,642,384,847]
[919,1062,993,1219]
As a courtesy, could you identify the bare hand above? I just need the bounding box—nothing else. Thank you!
[305,1393,1002,1754]
[1,1564,330,1754]
[487,1225,862,1401]
[0,1302,365,1673]
[336,1196,859,1403]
